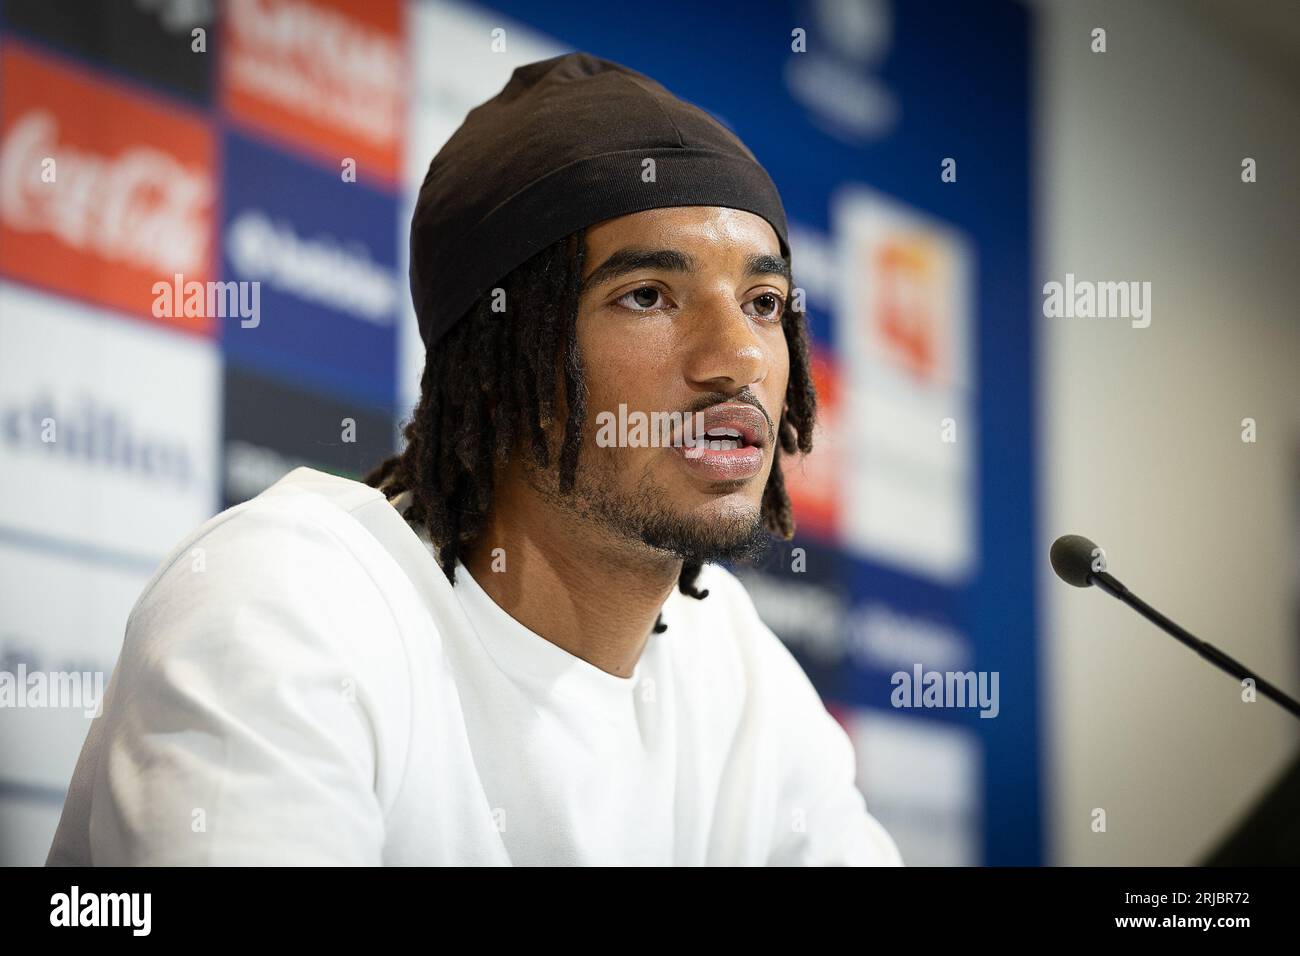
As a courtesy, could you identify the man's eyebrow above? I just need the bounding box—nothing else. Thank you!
[745,253,791,285]
[580,247,791,294]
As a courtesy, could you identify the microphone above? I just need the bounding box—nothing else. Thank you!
[1050,533,1300,720]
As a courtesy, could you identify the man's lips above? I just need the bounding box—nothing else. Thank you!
[669,401,770,482]
[696,402,769,449]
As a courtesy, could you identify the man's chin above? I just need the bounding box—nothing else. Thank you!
[633,508,772,565]
[533,456,775,564]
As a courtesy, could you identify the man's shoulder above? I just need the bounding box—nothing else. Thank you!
[128,467,395,629]
[114,466,421,723]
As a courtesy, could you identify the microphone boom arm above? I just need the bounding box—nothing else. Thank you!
[1090,569,1300,721]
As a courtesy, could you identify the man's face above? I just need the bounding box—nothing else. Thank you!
[523,205,792,564]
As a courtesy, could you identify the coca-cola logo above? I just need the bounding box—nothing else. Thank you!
[0,111,211,276]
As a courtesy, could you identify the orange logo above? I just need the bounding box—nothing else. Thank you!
[873,238,938,380]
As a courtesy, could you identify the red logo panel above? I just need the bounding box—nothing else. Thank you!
[221,0,405,185]
[0,43,216,333]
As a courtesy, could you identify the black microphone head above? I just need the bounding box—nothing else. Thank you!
[1050,534,1100,588]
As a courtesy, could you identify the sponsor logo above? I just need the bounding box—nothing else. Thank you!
[219,133,397,407]
[1,388,195,489]
[833,187,977,582]
[226,209,396,324]
[222,0,404,181]
[0,44,214,330]
[0,284,220,556]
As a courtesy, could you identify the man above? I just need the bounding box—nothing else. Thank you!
[47,52,902,866]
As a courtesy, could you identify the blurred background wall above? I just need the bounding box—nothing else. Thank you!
[1035,0,1300,865]
[0,0,1295,866]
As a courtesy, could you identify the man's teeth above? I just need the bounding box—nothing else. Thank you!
[687,427,744,451]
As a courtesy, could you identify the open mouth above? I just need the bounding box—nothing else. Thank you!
[671,404,768,481]
[683,427,751,453]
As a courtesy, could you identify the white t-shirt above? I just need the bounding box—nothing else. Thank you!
[46,466,902,866]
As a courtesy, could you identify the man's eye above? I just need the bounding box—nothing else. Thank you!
[617,286,667,311]
[746,292,785,321]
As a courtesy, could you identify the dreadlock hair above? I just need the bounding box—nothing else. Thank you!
[364,226,817,631]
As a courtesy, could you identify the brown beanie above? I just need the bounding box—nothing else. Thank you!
[409,51,790,350]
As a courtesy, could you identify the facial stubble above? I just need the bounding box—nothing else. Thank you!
[523,441,773,566]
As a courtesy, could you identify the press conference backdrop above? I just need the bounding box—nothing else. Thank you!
[2,0,1295,867]
[0,0,1039,868]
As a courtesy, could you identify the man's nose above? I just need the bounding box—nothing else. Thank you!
[681,292,769,392]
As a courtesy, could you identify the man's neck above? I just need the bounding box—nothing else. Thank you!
[461,493,681,679]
